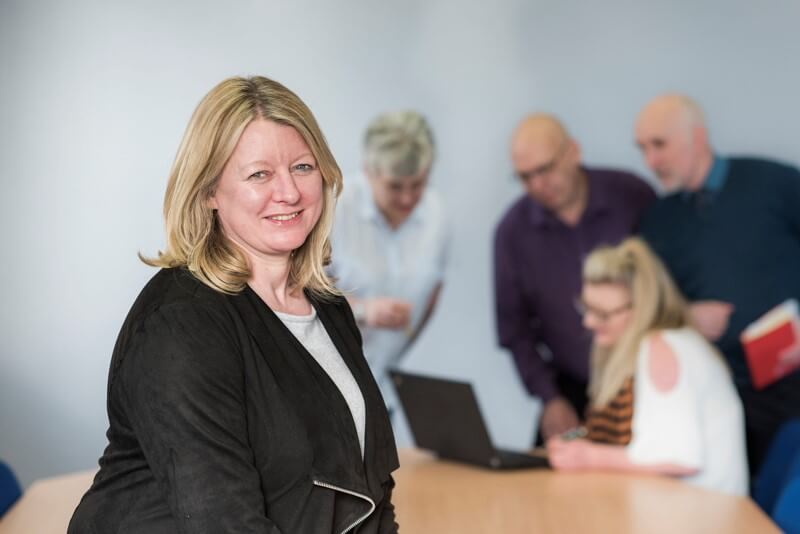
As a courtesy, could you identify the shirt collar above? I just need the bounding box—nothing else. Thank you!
[703,155,729,192]
[583,169,610,217]
[526,199,549,227]
[680,154,729,204]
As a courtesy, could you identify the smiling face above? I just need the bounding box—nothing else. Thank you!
[209,118,324,266]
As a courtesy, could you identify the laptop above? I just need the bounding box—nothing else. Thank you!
[390,370,549,470]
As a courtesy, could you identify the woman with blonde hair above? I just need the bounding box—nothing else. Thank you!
[547,237,748,496]
[69,76,399,533]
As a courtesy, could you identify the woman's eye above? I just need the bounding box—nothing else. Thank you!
[293,163,316,174]
[249,171,269,180]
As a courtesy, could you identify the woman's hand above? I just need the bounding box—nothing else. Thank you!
[546,437,596,471]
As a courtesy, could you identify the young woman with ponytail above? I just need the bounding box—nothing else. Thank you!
[546,237,748,496]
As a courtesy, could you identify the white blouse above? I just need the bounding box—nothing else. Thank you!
[626,328,749,496]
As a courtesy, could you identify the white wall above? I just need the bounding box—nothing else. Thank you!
[2,0,799,486]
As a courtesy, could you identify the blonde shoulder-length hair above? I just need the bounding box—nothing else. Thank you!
[583,237,689,407]
[142,76,343,299]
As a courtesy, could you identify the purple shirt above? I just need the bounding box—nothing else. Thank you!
[493,167,655,402]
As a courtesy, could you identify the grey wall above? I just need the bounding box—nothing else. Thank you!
[2,0,799,486]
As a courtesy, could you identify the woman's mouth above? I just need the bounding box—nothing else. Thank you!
[266,210,303,224]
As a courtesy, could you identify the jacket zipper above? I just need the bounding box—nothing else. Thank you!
[312,480,376,534]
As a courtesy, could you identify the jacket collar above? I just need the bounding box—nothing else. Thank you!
[313,298,400,493]
[230,287,398,502]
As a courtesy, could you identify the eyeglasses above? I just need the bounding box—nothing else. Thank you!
[515,141,569,183]
[574,299,632,322]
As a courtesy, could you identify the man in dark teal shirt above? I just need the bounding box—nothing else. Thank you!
[635,93,800,478]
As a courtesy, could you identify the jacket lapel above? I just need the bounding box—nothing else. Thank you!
[229,287,374,495]
[312,296,400,496]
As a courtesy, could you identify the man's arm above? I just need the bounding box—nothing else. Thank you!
[494,228,557,401]
[639,204,735,342]
[688,300,734,341]
[494,227,578,439]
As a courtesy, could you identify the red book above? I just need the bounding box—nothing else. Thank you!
[741,299,800,390]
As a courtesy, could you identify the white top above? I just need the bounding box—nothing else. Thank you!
[329,173,450,409]
[627,328,749,496]
[275,308,366,458]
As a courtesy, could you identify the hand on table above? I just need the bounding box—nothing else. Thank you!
[546,437,594,471]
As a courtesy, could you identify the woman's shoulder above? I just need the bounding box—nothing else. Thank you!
[112,269,245,385]
[117,268,242,358]
[637,328,725,393]
[143,266,221,299]
[641,327,709,354]
[639,330,681,393]
[130,268,231,319]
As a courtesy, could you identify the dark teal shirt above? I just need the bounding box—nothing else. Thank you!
[641,157,800,386]
[705,155,730,192]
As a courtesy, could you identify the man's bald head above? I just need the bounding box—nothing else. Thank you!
[510,113,585,219]
[635,94,713,192]
[512,113,570,159]
[638,94,706,132]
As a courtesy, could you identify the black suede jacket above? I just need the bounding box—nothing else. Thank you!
[68,268,399,533]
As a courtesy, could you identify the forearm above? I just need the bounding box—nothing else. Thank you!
[345,295,366,325]
[506,339,559,402]
[494,261,557,400]
[585,442,699,476]
[404,283,442,347]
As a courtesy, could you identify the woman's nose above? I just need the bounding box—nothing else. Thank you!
[272,169,301,204]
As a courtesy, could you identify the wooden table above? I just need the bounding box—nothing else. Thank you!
[0,450,778,533]
[0,470,94,534]
[393,449,778,534]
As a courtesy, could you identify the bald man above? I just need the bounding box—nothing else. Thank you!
[636,94,800,477]
[494,114,654,442]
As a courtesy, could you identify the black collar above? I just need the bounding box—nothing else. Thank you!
[231,287,398,501]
